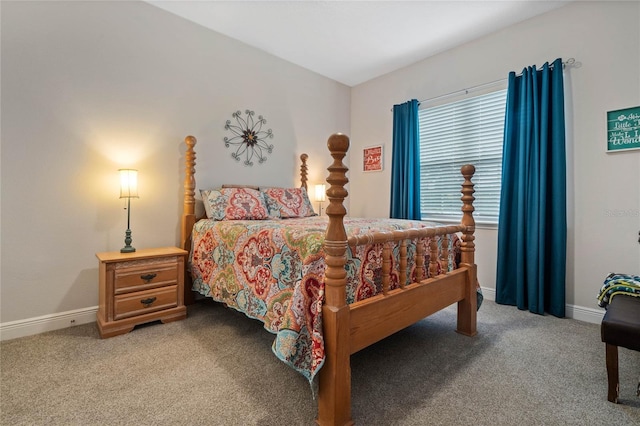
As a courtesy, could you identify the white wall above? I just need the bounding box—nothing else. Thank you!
[349,0,640,316]
[0,1,350,329]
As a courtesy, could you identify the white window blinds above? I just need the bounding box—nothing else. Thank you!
[418,88,506,225]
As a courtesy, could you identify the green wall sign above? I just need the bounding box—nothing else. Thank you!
[607,106,640,152]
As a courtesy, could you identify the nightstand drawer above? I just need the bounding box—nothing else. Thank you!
[114,260,178,294]
[114,286,178,320]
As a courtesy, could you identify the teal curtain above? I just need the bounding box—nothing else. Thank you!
[496,58,566,317]
[390,99,421,220]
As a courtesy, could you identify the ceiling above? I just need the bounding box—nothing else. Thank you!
[147,0,570,87]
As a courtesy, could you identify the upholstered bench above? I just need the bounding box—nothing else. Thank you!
[600,294,640,403]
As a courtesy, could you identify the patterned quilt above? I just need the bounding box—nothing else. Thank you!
[190,216,459,384]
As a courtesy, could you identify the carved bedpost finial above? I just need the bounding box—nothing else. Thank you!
[323,133,349,309]
[325,133,349,244]
[181,135,197,255]
[300,153,309,191]
[181,136,198,305]
[184,135,197,216]
[460,164,476,266]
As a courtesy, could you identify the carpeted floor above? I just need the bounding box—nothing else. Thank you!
[1,300,639,425]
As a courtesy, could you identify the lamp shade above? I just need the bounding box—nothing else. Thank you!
[315,183,326,202]
[119,169,139,199]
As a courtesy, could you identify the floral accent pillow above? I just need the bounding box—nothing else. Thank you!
[261,187,317,218]
[200,187,269,220]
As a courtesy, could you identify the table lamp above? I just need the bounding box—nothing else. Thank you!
[119,169,139,253]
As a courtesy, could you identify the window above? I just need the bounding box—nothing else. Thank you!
[418,88,506,225]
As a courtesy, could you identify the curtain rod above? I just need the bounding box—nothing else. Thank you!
[418,78,506,105]
[397,58,578,109]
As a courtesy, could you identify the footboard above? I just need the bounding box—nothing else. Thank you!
[347,225,475,354]
[318,134,477,426]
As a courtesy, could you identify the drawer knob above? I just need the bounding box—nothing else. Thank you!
[140,297,157,307]
[140,273,157,283]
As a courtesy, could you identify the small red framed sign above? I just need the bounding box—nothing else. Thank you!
[363,145,383,172]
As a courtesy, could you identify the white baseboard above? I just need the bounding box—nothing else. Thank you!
[480,286,496,301]
[0,306,98,341]
[565,304,605,324]
[0,289,606,342]
[480,286,603,324]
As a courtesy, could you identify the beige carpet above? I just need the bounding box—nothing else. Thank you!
[1,299,639,425]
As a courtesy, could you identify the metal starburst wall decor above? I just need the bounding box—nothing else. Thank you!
[224,110,274,166]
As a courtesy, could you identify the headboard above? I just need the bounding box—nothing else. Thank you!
[180,135,311,303]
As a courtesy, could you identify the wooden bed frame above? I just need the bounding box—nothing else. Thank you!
[180,133,477,426]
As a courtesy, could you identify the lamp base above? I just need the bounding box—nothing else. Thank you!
[121,229,135,253]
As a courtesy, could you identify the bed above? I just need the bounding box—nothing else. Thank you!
[180,133,478,425]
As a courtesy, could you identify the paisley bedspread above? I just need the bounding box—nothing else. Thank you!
[190,216,459,384]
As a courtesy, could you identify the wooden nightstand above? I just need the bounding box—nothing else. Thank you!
[96,247,187,338]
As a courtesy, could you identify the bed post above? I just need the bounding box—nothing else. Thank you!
[317,133,353,426]
[182,135,197,305]
[457,164,477,336]
[300,153,309,191]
